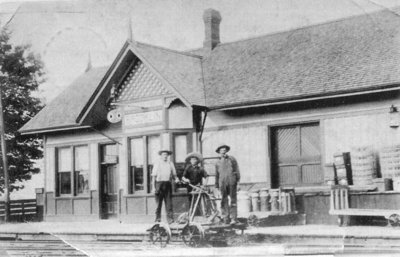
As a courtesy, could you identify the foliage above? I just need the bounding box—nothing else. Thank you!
[0,28,45,192]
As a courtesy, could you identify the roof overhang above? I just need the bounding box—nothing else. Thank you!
[20,124,92,135]
[209,83,400,111]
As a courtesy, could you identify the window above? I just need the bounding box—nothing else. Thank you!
[56,145,90,196]
[130,138,144,192]
[57,147,72,195]
[173,134,191,180]
[74,146,89,195]
[129,135,160,194]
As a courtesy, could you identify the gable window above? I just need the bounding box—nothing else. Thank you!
[56,145,90,196]
[129,135,161,194]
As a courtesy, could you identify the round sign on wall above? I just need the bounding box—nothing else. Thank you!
[107,109,123,123]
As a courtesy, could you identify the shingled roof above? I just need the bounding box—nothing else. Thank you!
[202,8,400,109]
[20,8,400,134]
[135,43,205,106]
[20,67,108,134]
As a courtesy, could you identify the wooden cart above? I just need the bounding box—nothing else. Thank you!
[329,185,400,226]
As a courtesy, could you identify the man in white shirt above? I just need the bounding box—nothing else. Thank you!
[152,149,179,223]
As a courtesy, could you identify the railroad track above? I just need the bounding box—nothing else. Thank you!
[0,239,87,257]
[0,239,183,257]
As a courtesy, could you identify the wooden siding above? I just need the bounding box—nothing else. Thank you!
[324,112,400,163]
[168,103,193,129]
[201,126,268,183]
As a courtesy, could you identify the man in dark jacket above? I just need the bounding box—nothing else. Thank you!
[214,144,240,225]
[182,152,208,203]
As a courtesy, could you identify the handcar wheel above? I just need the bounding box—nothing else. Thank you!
[388,214,400,227]
[149,224,171,247]
[182,223,204,247]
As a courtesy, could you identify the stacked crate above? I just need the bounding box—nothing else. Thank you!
[380,145,400,191]
[351,146,376,186]
[333,152,352,185]
[379,145,400,179]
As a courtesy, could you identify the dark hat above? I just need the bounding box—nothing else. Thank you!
[215,144,230,153]
[158,149,173,155]
[185,152,203,163]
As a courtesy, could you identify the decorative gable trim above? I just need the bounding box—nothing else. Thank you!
[77,41,193,126]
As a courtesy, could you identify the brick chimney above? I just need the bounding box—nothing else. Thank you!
[203,9,221,52]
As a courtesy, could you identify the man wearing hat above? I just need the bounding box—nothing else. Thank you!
[182,152,208,203]
[152,149,179,224]
[214,144,241,225]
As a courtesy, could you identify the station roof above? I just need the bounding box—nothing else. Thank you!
[20,8,400,134]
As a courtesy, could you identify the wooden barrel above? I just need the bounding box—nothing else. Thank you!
[380,145,400,179]
[351,146,376,186]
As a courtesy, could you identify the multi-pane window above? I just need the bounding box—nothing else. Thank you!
[130,138,144,192]
[56,145,90,196]
[129,135,160,194]
[173,134,190,180]
[74,146,90,195]
[57,147,72,195]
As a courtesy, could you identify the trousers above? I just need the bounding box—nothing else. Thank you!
[155,181,174,223]
[220,182,237,221]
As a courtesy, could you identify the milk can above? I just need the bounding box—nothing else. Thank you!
[250,191,260,212]
[237,191,251,216]
[259,188,270,211]
[270,190,280,212]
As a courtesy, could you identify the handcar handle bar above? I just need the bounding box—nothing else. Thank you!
[178,181,220,200]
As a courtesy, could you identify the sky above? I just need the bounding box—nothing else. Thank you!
[0,0,400,199]
[0,0,399,103]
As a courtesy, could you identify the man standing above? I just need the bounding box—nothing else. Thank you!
[214,144,240,225]
[182,152,208,203]
[152,149,179,224]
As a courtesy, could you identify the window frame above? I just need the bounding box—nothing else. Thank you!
[55,145,90,197]
[128,134,162,195]
[171,132,192,178]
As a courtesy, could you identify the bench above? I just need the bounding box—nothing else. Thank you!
[329,186,400,226]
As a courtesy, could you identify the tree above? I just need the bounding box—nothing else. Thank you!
[0,27,44,193]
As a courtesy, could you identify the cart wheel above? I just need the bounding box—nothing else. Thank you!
[149,223,171,247]
[182,223,204,247]
[388,214,400,227]
[247,214,259,227]
[338,215,349,227]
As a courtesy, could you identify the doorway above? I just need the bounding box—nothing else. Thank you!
[271,123,322,187]
[100,144,118,219]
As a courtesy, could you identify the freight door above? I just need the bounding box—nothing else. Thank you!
[271,123,322,187]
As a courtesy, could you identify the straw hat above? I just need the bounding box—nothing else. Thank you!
[215,144,231,153]
[185,152,203,163]
[158,149,173,155]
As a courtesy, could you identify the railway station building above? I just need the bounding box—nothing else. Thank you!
[20,8,400,224]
